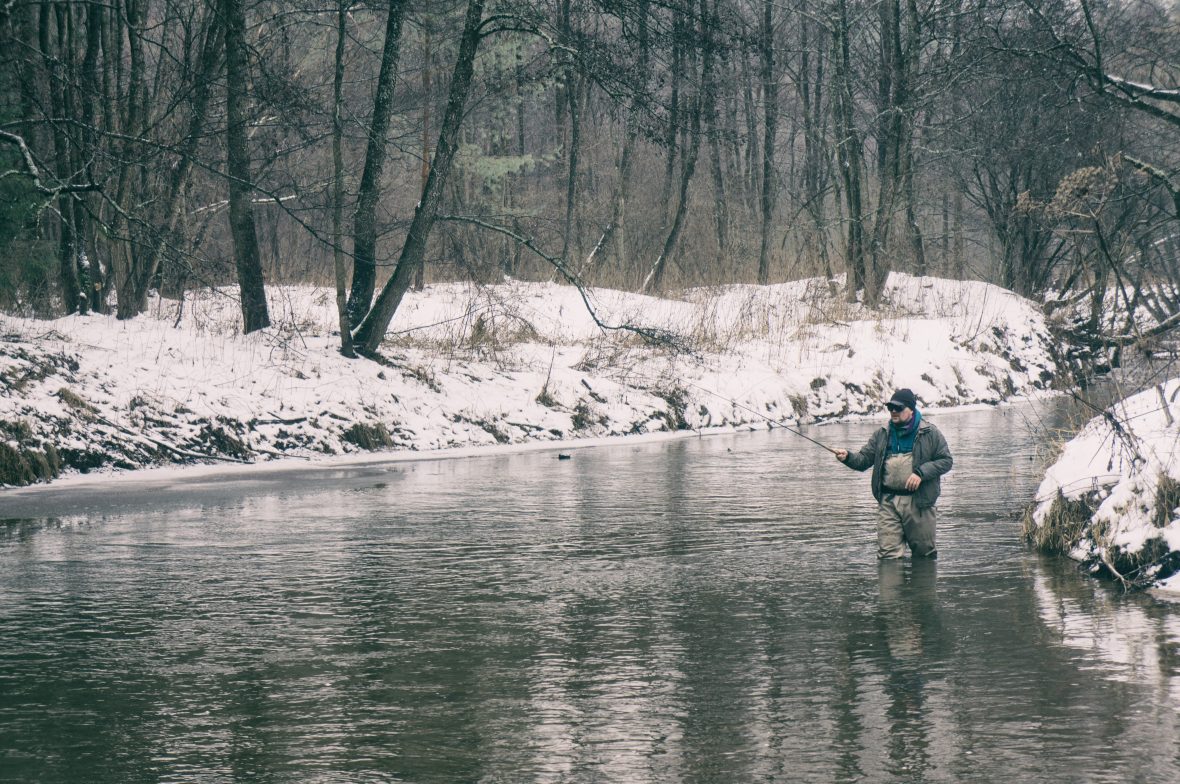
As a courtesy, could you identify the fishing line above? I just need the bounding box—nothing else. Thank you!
[683,380,840,454]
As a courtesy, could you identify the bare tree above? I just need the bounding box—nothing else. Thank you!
[642,0,708,293]
[333,0,356,357]
[346,0,409,327]
[353,0,486,353]
[221,0,269,332]
[132,11,223,317]
[756,0,777,285]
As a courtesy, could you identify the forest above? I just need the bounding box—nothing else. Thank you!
[1,0,1179,357]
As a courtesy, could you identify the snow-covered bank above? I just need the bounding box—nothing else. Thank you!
[1024,378,1180,593]
[1,274,1060,488]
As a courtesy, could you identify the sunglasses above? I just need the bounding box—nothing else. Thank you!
[885,403,906,412]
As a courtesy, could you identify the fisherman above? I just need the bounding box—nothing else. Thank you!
[834,388,953,559]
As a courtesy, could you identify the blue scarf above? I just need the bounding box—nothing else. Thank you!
[889,409,921,454]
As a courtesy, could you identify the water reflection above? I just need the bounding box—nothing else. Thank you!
[1031,556,1180,700]
[878,559,941,661]
[1025,555,1180,783]
[834,560,947,782]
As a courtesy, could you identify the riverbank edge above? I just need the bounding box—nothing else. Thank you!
[1,276,1065,492]
[0,359,1059,493]
[1021,376,1180,596]
[1,395,1048,502]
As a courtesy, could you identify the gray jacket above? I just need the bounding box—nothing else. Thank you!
[843,419,953,508]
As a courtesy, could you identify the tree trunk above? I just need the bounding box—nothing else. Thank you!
[642,103,701,294]
[353,0,485,354]
[940,192,951,273]
[347,0,408,326]
[596,0,647,278]
[721,55,743,210]
[866,0,904,304]
[414,22,431,290]
[660,16,682,225]
[559,0,579,265]
[741,49,759,211]
[221,0,270,333]
[332,1,356,357]
[515,40,526,157]
[952,188,964,278]
[80,0,104,311]
[61,3,90,313]
[111,0,147,320]
[799,17,832,279]
[643,2,710,294]
[133,11,221,314]
[93,0,117,306]
[704,2,728,273]
[756,0,777,285]
[832,0,866,301]
[901,0,925,276]
[903,129,926,276]
[40,3,80,314]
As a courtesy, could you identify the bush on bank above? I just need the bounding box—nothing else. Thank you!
[1024,378,1180,592]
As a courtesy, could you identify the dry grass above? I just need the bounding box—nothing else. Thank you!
[342,422,395,450]
[1022,490,1100,553]
[0,441,61,486]
[56,387,98,418]
[1154,473,1180,528]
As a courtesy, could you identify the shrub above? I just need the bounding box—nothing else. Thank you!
[342,422,394,450]
[1022,490,1100,553]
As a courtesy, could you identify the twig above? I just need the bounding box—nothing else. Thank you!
[1099,547,1132,592]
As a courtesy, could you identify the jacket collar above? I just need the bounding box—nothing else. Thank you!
[881,416,931,433]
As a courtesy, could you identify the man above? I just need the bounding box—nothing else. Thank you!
[834,388,953,559]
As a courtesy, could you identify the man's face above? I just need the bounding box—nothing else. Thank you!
[887,404,913,425]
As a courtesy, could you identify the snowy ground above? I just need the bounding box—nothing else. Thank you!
[1,273,1059,488]
[1026,378,1180,594]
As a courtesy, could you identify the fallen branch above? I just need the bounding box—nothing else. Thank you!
[94,414,252,464]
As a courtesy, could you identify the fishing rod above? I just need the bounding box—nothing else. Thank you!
[684,380,840,455]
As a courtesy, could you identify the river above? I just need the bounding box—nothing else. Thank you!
[2,402,1179,782]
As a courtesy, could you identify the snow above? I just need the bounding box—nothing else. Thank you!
[1,273,1059,491]
[1028,378,1180,592]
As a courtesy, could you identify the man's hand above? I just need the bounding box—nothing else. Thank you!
[905,473,922,491]
[834,448,848,462]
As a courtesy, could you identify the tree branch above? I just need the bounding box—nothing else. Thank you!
[1123,154,1180,221]
[437,214,691,351]
[0,130,100,195]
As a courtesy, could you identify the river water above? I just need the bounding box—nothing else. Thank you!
[2,403,1179,783]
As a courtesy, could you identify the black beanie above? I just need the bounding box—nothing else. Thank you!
[887,388,918,410]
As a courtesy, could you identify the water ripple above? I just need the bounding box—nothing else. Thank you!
[2,404,1179,782]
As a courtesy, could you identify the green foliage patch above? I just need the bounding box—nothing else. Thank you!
[0,147,56,315]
